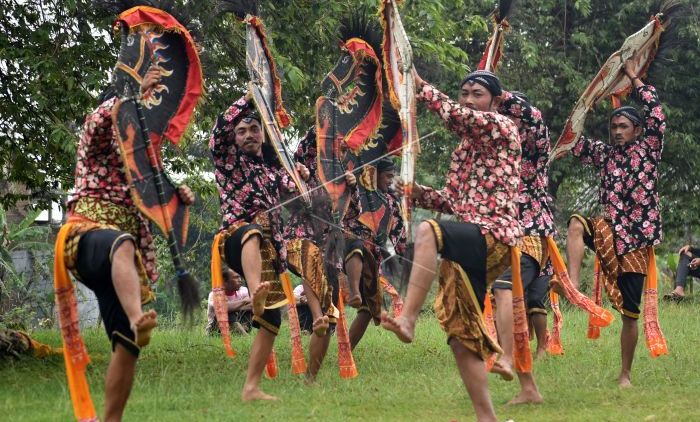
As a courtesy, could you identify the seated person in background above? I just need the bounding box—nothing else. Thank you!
[294,284,314,334]
[664,245,700,301]
[207,268,252,335]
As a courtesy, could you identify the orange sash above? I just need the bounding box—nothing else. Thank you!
[210,233,235,358]
[54,222,98,422]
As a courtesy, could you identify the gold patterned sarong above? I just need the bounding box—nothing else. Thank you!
[571,215,649,314]
[519,235,549,269]
[287,238,338,321]
[66,197,153,303]
[433,234,510,360]
[218,213,287,309]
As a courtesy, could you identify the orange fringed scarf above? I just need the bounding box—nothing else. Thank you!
[210,233,236,358]
[511,246,532,373]
[547,287,564,355]
[546,237,615,328]
[587,258,604,340]
[643,249,668,357]
[483,293,498,370]
[54,222,98,422]
[379,276,403,317]
[280,273,307,375]
[336,280,358,379]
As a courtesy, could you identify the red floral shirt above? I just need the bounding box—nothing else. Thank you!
[67,97,158,282]
[415,83,522,246]
[498,91,556,237]
[210,98,298,269]
[572,84,666,255]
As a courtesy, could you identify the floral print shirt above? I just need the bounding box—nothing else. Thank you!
[67,97,158,282]
[498,91,556,237]
[415,82,522,246]
[210,98,298,270]
[572,84,666,255]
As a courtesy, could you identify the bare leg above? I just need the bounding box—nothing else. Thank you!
[302,280,329,336]
[449,339,498,422]
[492,288,514,380]
[241,235,263,293]
[618,315,638,388]
[103,241,155,420]
[345,255,363,308]
[566,219,586,290]
[349,310,372,350]
[111,241,144,327]
[306,331,331,384]
[242,328,278,401]
[531,313,548,359]
[103,343,137,422]
[240,235,270,317]
[381,222,438,342]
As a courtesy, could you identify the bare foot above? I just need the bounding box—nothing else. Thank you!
[507,388,544,405]
[312,315,329,337]
[380,312,415,343]
[304,373,317,386]
[618,373,633,388]
[347,294,362,308]
[535,348,547,360]
[550,279,565,296]
[241,386,279,402]
[252,282,271,317]
[132,310,157,348]
[490,360,515,381]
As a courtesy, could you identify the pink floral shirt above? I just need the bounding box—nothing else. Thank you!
[67,97,158,282]
[210,98,298,270]
[415,83,522,246]
[498,91,556,237]
[572,84,666,255]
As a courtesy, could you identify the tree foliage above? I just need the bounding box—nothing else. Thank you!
[1,0,698,274]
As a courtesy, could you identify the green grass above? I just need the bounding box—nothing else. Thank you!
[2,303,699,421]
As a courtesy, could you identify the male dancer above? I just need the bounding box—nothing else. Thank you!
[566,60,666,387]
[382,69,521,422]
[282,127,356,382]
[344,158,406,350]
[56,65,194,421]
[210,96,337,400]
[492,90,554,404]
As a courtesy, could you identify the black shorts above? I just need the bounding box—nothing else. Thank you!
[429,220,491,311]
[493,254,549,312]
[75,229,141,357]
[223,223,264,276]
[618,273,645,318]
[252,308,282,335]
[527,274,550,314]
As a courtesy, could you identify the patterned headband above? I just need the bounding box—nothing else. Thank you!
[228,96,261,127]
[460,70,503,97]
[610,106,642,127]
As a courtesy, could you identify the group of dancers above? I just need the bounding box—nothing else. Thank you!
[51,2,670,421]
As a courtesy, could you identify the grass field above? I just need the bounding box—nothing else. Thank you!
[2,302,699,421]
